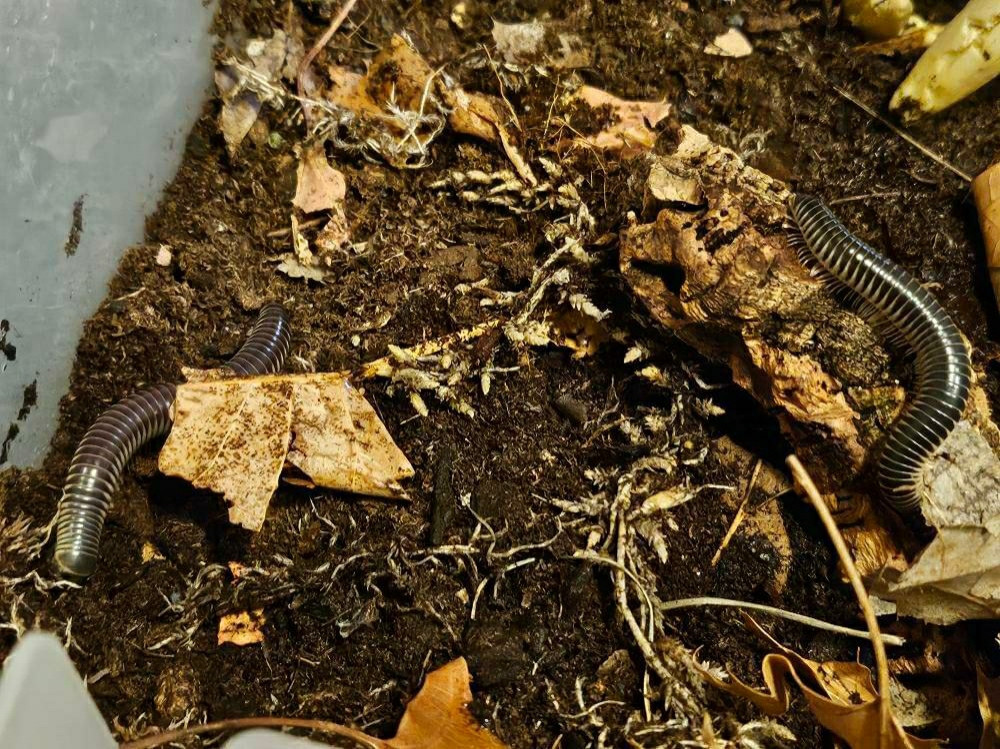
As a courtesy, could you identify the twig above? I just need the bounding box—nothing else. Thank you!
[296,0,359,130]
[832,85,972,183]
[786,455,892,746]
[828,191,902,206]
[119,716,379,749]
[711,459,761,566]
[660,596,904,646]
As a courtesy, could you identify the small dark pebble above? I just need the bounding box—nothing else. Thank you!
[554,393,588,425]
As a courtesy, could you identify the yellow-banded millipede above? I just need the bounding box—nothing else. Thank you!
[789,194,971,515]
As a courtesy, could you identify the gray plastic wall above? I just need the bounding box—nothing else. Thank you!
[0,0,217,467]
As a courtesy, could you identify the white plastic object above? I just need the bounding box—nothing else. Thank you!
[224,729,329,748]
[0,632,116,749]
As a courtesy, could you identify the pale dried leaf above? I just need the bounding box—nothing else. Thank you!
[293,144,347,214]
[218,609,266,646]
[219,90,262,156]
[492,19,591,68]
[159,377,295,531]
[159,374,412,531]
[277,254,327,283]
[286,376,414,498]
[704,28,753,57]
[560,86,671,157]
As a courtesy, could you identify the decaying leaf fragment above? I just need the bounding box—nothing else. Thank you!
[491,18,591,69]
[855,421,1000,624]
[293,144,347,214]
[558,86,671,157]
[697,618,940,749]
[218,609,266,646]
[215,29,293,155]
[159,373,413,531]
[238,658,507,749]
[322,34,532,180]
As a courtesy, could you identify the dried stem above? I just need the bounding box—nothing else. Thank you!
[786,455,892,746]
[119,716,380,749]
[660,595,905,646]
[832,85,972,182]
[297,0,359,130]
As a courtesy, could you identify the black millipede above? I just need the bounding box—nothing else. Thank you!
[53,303,292,579]
[788,194,971,516]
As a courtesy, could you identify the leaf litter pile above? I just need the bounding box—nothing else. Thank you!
[2,0,1000,747]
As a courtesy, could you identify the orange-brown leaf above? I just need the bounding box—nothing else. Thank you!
[696,618,941,749]
[385,658,508,749]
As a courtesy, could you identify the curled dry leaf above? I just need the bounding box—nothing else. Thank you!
[858,421,1000,624]
[159,373,413,531]
[443,86,537,185]
[218,610,266,647]
[558,85,671,157]
[696,617,940,749]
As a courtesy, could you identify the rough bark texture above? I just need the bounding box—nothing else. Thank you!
[621,125,1000,507]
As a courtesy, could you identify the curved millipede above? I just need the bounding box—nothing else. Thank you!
[53,303,292,578]
[789,194,971,515]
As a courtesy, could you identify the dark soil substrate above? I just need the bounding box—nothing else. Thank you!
[3,0,999,746]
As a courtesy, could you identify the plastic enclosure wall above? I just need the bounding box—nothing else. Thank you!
[0,0,217,467]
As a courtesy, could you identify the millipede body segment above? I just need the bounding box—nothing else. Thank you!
[54,303,292,578]
[789,195,971,515]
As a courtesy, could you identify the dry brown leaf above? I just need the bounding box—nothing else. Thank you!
[974,161,1000,313]
[443,87,537,186]
[383,658,507,749]
[980,669,1000,749]
[160,377,295,530]
[559,85,671,157]
[697,617,941,749]
[159,373,413,531]
[218,610,266,646]
[293,144,347,214]
[324,34,533,181]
